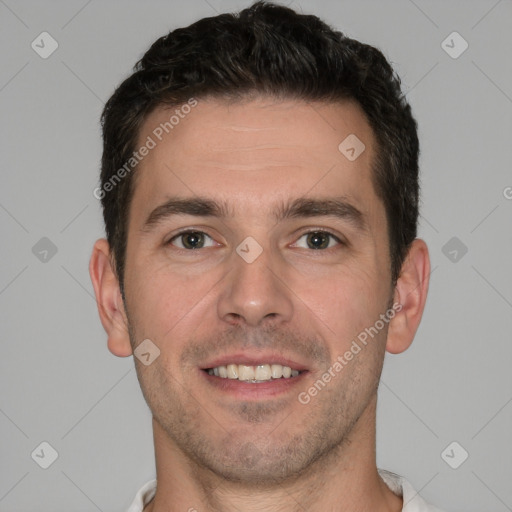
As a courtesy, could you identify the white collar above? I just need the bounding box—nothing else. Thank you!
[127,470,444,511]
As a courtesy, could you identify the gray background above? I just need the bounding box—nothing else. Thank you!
[1,0,511,510]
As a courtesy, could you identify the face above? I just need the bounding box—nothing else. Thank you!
[122,97,394,484]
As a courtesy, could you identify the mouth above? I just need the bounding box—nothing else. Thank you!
[200,354,309,399]
[203,363,304,382]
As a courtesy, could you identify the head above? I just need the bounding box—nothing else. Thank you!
[90,1,429,487]
[98,1,420,295]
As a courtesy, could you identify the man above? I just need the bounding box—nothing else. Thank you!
[89,2,443,511]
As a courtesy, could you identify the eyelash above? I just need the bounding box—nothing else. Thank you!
[166,229,344,251]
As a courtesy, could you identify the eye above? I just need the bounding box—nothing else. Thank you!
[292,231,342,250]
[168,230,217,250]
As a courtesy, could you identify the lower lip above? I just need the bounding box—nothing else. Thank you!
[200,369,308,399]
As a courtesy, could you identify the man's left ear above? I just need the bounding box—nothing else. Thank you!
[386,238,430,354]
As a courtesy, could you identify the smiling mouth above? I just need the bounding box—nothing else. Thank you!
[203,363,304,382]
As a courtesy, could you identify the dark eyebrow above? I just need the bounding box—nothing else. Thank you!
[276,197,367,232]
[141,196,367,233]
[142,197,232,232]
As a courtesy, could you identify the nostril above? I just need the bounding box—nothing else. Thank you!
[223,312,243,326]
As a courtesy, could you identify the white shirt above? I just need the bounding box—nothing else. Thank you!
[126,470,445,511]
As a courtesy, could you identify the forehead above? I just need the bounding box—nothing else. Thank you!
[131,96,379,221]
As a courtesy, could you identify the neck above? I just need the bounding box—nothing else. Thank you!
[144,395,402,512]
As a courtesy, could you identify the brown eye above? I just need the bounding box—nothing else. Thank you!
[293,231,341,250]
[306,232,330,249]
[169,231,215,250]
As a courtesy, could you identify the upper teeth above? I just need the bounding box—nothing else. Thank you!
[208,364,300,381]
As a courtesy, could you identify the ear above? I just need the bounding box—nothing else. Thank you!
[89,238,133,357]
[386,238,430,354]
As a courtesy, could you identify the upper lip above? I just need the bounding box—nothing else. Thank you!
[201,352,310,372]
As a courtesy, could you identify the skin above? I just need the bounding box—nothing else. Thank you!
[90,96,430,512]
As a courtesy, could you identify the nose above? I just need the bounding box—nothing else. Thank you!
[217,242,294,327]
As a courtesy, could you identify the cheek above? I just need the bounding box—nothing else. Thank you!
[125,257,221,343]
[295,264,388,350]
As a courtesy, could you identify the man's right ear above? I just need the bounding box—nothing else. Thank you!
[89,238,133,357]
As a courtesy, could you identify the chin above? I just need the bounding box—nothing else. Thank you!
[189,433,327,487]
